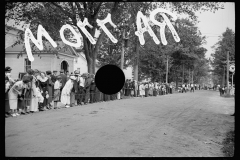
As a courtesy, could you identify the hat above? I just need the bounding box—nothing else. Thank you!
[56,75,62,80]
[27,69,35,75]
[70,75,76,80]
[46,71,52,75]
[60,69,64,73]
[5,66,12,72]
[22,75,32,83]
[53,70,58,73]
[34,69,40,73]
[74,70,80,75]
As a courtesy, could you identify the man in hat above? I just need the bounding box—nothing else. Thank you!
[84,73,92,105]
[5,66,15,84]
[59,69,68,96]
[51,71,58,84]
[74,70,84,105]
[70,72,79,107]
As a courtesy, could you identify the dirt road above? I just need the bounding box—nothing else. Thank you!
[5,90,235,157]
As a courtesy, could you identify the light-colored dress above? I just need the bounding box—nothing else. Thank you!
[30,76,39,112]
[61,79,73,105]
[139,84,145,96]
[8,81,25,110]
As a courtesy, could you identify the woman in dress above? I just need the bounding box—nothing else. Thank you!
[8,76,32,117]
[46,71,54,109]
[5,76,11,117]
[145,83,149,97]
[139,82,145,98]
[38,72,49,111]
[21,69,35,114]
[29,70,40,113]
[61,76,75,108]
[53,76,62,109]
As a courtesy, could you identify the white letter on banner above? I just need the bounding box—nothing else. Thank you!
[135,11,160,45]
[77,18,96,44]
[59,24,82,48]
[150,8,180,45]
[96,13,118,43]
[24,25,57,61]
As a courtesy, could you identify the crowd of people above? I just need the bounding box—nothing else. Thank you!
[5,66,178,118]
[217,84,235,96]
[178,83,201,93]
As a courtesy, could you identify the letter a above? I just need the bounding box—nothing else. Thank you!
[150,8,180,45]
[135,11,160,45]
[25,25,57,61]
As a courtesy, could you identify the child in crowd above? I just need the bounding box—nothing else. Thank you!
[53,76,62,109]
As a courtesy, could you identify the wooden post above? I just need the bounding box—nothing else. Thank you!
[166,55,168,83]
[120,29,125,70]
[226,51,230,95]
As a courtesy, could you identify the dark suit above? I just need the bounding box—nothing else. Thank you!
[90,80,96,103]
[84,77,92,103]
[60,74,67,89]
[70,79,78,106]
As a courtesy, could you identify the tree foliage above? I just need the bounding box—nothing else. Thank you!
[210,28,235,85]
[6,2,224,75]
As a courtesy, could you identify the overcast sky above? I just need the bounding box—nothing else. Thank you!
[195,2,235,58]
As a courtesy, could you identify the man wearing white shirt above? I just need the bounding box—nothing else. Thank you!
[76,71,85,105]
[190,83,194,92]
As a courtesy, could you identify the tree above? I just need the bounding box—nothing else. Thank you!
[6,2,124,74]
[211,28,235,86]
[6,2,224,75]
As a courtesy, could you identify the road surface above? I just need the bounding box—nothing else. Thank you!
[5,90,235,157]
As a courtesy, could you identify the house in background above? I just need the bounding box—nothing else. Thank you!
[5,24,99,80]
[5,41,78,79]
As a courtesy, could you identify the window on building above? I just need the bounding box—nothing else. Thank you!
[24,58,31,72]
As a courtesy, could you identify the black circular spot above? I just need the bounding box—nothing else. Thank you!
[95,64,125,95]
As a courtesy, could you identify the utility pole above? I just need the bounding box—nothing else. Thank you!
[192,70,194,84]
[222,66,225,87]
[166,55,168,83]
[226,51,230,95]
[232,72,234,87]
[120,28,125,70]
[182,64,184,84]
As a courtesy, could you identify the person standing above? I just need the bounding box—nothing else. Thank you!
[5,66,15,85]
[145,83,149,97]
[190,83,194,92]
[130,80,134,97]
[78,74,85,105]
[61,75,75,108]
[46,71,54,109]
[5,76,11,117]
[53,76,62,109]
[29,70,40,113]
[139,82,145,98]
[169,83,173,94]
[133,80,138,97]
[70,73,79,107]
[84,74,92,104]
[37,72,50,111]
[59,70,68,101]
[8,76,31,117]
[90,74,96,103]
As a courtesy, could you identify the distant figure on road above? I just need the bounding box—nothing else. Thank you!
[182,84,186,93]
[190,83,194,92]
[219,85,222,96]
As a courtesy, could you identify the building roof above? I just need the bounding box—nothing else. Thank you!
[5,41,78,57]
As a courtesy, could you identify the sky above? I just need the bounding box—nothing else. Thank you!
[194,2,235,59]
